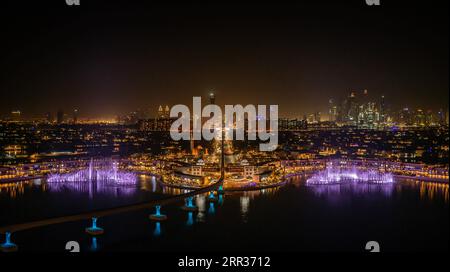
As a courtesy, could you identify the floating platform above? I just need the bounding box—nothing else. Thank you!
[1,233,18,252]
[85,227,104,235]
[1,243,18,253]
[149,214,168,221]
[208,191,218,202]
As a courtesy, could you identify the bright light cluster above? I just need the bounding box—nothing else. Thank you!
[307,164,394,185]
[47,159,137,185]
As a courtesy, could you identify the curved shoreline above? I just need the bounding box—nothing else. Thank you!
[0,176,44,184]
[1,169,448,185]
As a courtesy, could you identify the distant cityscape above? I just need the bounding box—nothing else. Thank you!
[0,92,448,172]
[2,90,449,130]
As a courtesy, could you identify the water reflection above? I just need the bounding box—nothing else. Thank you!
[240,196,250,223]
[90,237,99,251]
[151,176,157,192]
[153,222,161,237]
[307,183,395,197]
[0,175,167,200]
[0,181,28,198]
[162,187,193,195]
[186,212,194,227]
[47,180,139,198]
[417,181,449,203]
[196,195,206,222]
[287,176,449,204]
[208,202,215,215]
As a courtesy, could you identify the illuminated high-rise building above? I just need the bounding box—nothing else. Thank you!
[328,99,338,122]
[73,109,79,124]
[157,105,164,118]
[57,109,64,124]
[164,105,170,117]
[347,92,358,125]
[379,95,386,125]
[437,109,445,125]
[358,102,377,129]
[46,112,54,123]
[314,112,321,123]
[209,92,215,105]
[157,105,170,119]
[399,107,412,126]
[10,110,21,122]
[415,109,425,126]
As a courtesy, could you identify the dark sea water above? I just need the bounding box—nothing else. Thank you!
[0,175,448,252]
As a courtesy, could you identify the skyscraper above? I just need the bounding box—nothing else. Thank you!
[209,92,215,105]
[57,109,64,124]
[328,99,337,122]
[157,105,170,118]
[347,92,358,125]
[10,110,21,122]
[379,95,386,125]
[46,112,54,123]
[73,109,79,124]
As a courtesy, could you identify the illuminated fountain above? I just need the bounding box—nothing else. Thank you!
[85,217,104,235]
[208,191,217,202]
[182,196,198,212]
[1,232,18,252]
[307,163,394,185]
[47,159,137,185]
[149,205,167,221]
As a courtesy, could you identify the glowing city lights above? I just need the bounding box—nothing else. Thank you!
[47,159,137,185]
[307,163,394,185]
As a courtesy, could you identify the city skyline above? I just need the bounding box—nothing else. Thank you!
[2,89,449,121]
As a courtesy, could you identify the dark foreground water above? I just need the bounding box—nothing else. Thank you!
[0,175,448,252]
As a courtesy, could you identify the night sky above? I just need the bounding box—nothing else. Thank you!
[0,0,448,118]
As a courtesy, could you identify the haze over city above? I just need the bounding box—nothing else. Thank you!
[1,1,448,118]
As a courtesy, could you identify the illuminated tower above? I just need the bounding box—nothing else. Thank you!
[328,99,337,122]
[379,95,386,125]
[209,92,215,105]
[164,105,170,118]
[157,105,164,118]
[10,110,21,122]
[46,112,53,123]
[73,109,79,124]
[347,92,358,125]
[57,109,64,124]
